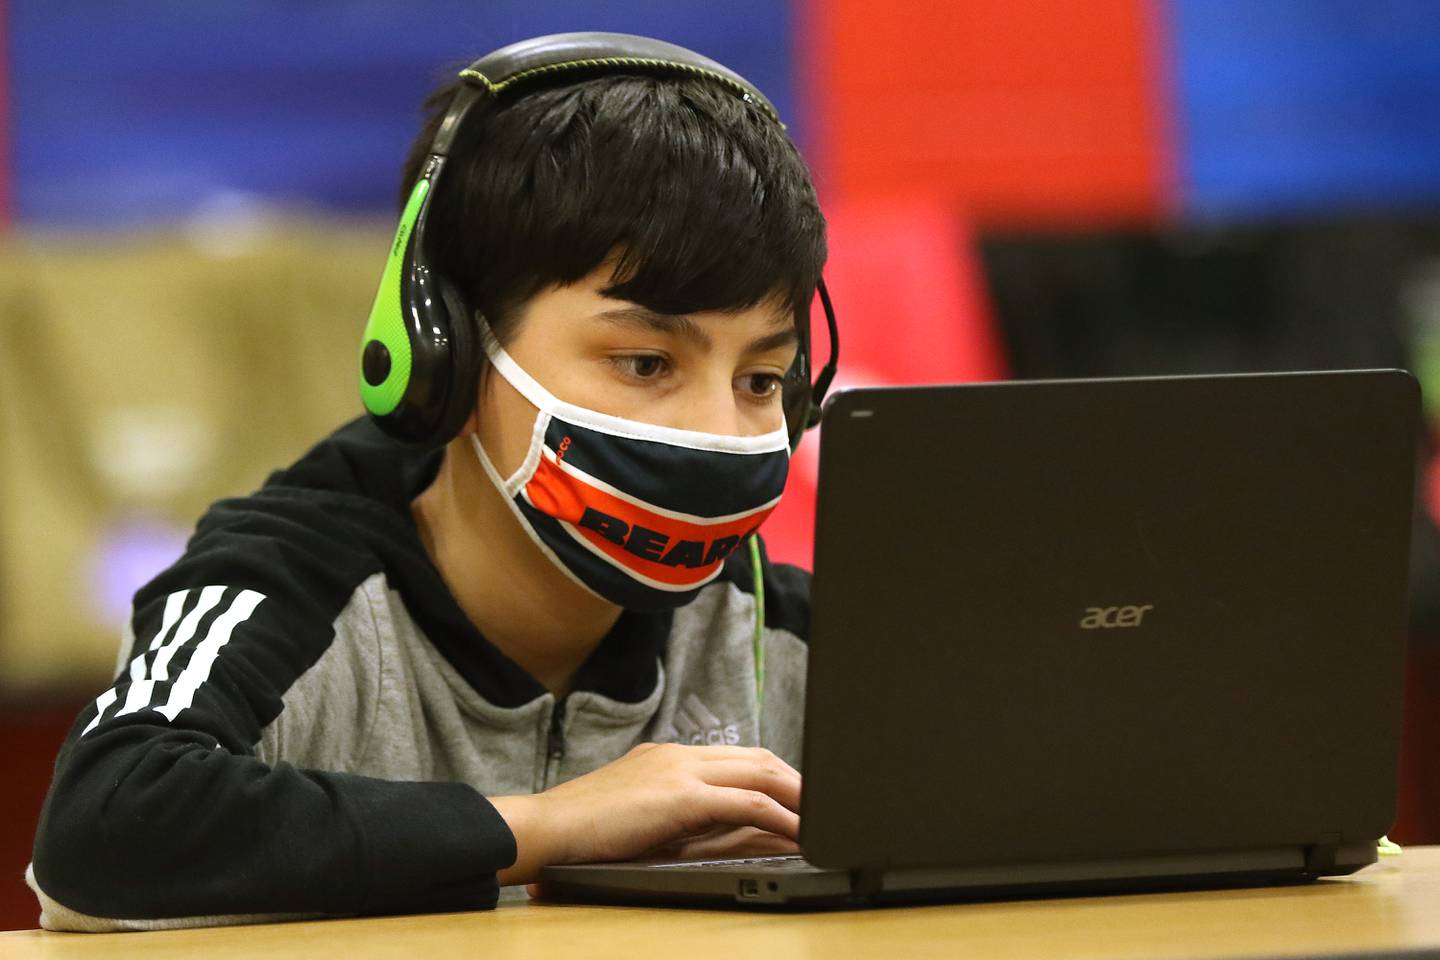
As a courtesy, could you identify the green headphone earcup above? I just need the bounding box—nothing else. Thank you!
[359,178,431,418]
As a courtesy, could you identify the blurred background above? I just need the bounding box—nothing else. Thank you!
[3,0,1440,929]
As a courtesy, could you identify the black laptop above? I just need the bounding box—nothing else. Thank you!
[540,369,1421,908]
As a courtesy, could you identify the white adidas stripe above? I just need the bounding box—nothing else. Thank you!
[80,689,119,737]
[80,589,191,737]
[149,590,190,654]
[150,586,226,681]
[155,589,265,722]
[79,586,266,736]
[115,586,225,720]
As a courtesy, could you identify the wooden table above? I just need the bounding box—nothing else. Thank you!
[4,847,1438,959]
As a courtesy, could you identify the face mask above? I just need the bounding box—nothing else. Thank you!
[469,317,790,610]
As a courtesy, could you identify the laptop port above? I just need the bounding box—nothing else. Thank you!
[738,879,760,898]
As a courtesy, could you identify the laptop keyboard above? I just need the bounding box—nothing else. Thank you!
[650,855,809,871]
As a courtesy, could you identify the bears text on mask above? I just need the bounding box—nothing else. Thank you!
[578,507,758,568]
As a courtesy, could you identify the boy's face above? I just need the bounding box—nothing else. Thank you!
[473,260,799,478]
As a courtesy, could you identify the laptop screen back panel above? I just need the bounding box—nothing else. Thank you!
[800,370,1419,872]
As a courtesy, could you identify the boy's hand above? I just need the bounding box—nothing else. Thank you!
[492,742,801,887]
[637,823,801,862]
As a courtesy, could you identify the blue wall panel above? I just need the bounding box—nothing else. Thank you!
[1170,0,1440,220]
[10,1,797,227]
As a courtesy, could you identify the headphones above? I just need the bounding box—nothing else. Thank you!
[358,32,839,453]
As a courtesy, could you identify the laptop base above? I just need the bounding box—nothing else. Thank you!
[538,842,1377,910]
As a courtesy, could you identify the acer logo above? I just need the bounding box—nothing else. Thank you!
[1079,604,1154,629]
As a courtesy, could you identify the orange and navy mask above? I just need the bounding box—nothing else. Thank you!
[470,317,789,610]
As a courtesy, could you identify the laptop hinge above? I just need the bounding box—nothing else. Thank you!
[1303,832,1343,875]
[850,866,885,899]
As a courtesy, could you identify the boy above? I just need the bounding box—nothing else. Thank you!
[26,34,827,931]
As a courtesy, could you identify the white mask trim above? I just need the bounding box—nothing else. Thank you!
[499,408,551,498]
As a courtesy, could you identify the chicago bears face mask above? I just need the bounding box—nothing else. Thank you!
[469,317,790,610]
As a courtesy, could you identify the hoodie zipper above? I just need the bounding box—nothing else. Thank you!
[544,697,568,789]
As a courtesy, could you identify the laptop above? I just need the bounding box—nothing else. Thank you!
[540,368,1421,908]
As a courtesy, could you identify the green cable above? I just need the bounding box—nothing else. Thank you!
[1378,835,1403,857]
[748,534,766,724]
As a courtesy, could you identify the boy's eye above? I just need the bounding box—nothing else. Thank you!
[612,355,669,380]
[737,373,783,399]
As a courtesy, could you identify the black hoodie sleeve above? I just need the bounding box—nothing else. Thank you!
[28,489,517,930]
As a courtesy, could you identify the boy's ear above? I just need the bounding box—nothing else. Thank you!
[457,362,490,436]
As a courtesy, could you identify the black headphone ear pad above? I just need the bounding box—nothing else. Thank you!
[432,278,481,446]
[782,373,812,453]
[782,306,815,452]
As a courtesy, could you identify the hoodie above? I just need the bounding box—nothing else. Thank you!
[26,416,810,931]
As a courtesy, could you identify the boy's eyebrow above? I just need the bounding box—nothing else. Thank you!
[592,306,798,355]
[594,306,712,348]
[743,327,800,355]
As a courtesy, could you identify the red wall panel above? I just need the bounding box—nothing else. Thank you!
[0,704,77,930]
[801,0,1173,226]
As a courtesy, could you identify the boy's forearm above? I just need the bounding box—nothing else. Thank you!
[32,729,517,926]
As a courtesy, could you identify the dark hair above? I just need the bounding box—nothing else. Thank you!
[399,73,827,342]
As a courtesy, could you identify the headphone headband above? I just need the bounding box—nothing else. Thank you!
[457,32,781,123]
[427,33,782,161]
